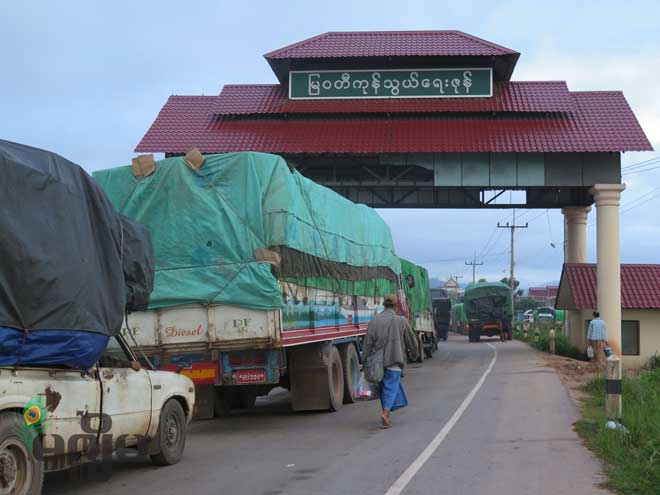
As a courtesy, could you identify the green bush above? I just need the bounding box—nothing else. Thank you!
[514,327,587,361]
[575,369,660,495]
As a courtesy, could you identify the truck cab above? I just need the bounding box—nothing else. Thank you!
[0,335,195,495]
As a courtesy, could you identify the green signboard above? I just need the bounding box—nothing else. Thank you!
[289,68,492,100]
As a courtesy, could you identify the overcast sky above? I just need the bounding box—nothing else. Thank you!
[2,1,658,289]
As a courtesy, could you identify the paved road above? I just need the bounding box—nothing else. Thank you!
[44,336,610,495]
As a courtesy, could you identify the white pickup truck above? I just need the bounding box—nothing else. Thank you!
[0,334,195,495]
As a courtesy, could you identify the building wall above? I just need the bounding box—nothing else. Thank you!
[566,308,660,369]
[620,309,660,369]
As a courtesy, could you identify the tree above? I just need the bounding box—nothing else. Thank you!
[477,278,487,283]
[516,297,540,313]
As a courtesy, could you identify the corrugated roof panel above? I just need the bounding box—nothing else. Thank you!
[561,264,660,310]
[213,81,576,115]
[135,92,653,154]
[264,31,518,59]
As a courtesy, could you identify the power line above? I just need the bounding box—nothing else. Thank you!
[621,189,660,214]
[622,155,660,171]
[622,161,660,176]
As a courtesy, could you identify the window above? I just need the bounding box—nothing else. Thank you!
[622,320,640,356]
[98,335,134,368]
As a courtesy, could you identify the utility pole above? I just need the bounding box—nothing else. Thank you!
[465,252,483,283]
[497,209,528,315]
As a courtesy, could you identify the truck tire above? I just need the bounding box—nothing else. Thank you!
[237,390,257,410]
[416,334,425,363]
[424,340,434,359]
[150,399,187,466]
[339,343,359,404]
[327,346,345,412]
[213,389,236,417]
[0,412,43,495]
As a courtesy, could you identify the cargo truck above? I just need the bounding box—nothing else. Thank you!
[95,151,403,417]
[430,288,451,341]
[463,282,513,342]
[0,141,194,495]
[399,258,436,360]
[450,302,468,334]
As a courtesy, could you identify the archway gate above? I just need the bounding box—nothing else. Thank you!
[136,30,653,356]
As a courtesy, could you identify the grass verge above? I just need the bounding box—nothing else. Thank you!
[515,327,588,361]
[575,369,660,495]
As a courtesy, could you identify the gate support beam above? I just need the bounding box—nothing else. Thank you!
[562,206,592,350]
[591,184,625,357]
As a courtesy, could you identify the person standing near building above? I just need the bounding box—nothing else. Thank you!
[587,310,608,367]
[363,294,416,428]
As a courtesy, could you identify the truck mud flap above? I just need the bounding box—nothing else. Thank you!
[193,384,215,419]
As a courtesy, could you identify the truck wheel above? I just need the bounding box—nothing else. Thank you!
[327,346,344,412]
[416,334,425,363]
[0,413,43,495]
[151,399,187,466]
[213,389,236,417]
[339,343,359,404]
[237,390,257,410]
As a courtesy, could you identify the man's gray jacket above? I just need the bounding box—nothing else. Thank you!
[363,308,414,369]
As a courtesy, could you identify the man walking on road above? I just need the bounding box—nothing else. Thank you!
[587,310,608,367]
[363,294,416,428]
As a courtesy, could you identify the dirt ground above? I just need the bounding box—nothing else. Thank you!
[542,353,602,402]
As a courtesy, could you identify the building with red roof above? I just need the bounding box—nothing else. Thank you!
[557,264,660,367]
[528,285,559,306]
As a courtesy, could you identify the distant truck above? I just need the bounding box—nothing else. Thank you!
[463,282,513,342]
[430,288,451,341]
[450,303,468,334]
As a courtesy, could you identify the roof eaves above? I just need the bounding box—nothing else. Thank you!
[264,32,330,59]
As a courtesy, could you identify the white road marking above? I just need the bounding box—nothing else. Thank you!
[384,342,498,495]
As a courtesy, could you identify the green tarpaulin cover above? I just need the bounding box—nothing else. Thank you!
[463,282,513,321]
[93,152,400,310]
[399,258,431,315]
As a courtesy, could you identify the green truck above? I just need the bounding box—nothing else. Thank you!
[463,282,513,342]
[399,258,436,360]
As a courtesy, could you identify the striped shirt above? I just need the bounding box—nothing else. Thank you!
[587,318,607,341]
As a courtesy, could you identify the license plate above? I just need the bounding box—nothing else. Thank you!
[234,369,266,384]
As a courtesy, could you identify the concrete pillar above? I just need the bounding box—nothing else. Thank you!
[562,206,591,263]
[562,206,591,348]
[591,184,626,356]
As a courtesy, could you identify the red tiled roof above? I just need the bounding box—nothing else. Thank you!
[213,81,576,115]
[560,264,660,310]
[135,92,653,154]
[264,31,518,59]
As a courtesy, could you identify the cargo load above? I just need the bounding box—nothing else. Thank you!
[94,152,400,311]
[0,140,154,368]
